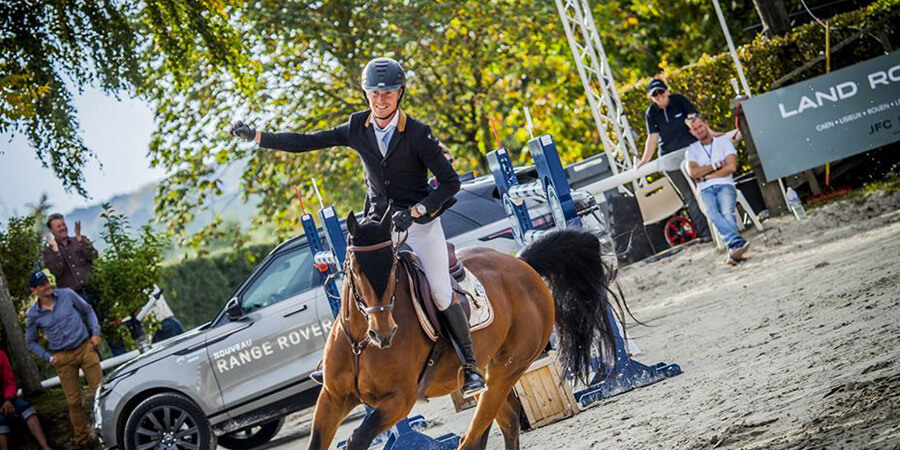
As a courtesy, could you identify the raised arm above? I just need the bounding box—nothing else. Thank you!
[42,243,66,277]
[232,120,351,153]
[78,237,98,262]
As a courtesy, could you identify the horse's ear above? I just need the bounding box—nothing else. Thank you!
[346,211,359,236]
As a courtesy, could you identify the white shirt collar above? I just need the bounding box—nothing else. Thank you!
[373,109,400,133]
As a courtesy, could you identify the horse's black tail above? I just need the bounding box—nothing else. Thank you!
[519,228,624,385]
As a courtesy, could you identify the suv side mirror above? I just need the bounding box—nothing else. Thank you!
[225,297,244,321]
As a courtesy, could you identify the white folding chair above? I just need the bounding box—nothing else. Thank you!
[680,159,764,252]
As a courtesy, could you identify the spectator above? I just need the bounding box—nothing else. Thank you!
[24,271,102,449]
[683,114,751,266]
[636,79,712,242]
[41,214,97,301]
[0,349,51,450]
[42,213,129,355]
[138,286,185,343]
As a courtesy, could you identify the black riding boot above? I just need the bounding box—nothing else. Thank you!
[440,302,487,397]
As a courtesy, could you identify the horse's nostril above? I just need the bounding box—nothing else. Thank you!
[368,330,378,342]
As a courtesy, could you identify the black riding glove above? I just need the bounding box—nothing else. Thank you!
[391,209,414,232]
[231,120,256,141]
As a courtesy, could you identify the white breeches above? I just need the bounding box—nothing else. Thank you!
[392,218,453,311]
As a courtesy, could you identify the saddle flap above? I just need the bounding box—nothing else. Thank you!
[398,251,470,339]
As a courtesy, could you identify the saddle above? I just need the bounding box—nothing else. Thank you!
[397,243,493,341]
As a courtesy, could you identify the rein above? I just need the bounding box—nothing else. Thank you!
[338,236,404,404]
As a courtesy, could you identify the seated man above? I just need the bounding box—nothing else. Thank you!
[0,349,51,450]
[684,113,750,266]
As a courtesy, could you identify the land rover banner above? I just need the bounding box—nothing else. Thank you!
[743,52,900,181]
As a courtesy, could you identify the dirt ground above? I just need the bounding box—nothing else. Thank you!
[255,189,900,450]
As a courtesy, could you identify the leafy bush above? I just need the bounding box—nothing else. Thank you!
[0,216,43,313]
[86,204,165,348]
[158,243,275,329]
[613,0,900,166]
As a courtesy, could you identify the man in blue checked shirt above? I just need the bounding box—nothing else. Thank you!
[25,271,102,449]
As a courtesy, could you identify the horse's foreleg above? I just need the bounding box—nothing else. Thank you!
[495,389,523,450]
[458,378,519,450]
[308,388,357,450]
[346,394,416,450]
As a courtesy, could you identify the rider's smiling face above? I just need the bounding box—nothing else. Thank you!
[366,89,402,121]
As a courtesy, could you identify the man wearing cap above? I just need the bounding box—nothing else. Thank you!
[230,57,486,397]
[24,271,102,449]
[637,79,712,241]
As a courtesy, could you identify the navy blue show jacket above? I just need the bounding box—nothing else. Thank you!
[259,110,460,223]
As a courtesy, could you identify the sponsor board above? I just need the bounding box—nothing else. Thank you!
[743,52,900,181]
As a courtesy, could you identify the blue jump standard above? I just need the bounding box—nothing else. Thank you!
[572,307,682,409]
[338,415,460,450]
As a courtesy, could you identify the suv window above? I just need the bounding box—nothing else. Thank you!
[241,247,319,313]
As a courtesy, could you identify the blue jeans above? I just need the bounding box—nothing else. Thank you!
[152,317,185,343]
[0,397,37,434]
[699,184,745,249]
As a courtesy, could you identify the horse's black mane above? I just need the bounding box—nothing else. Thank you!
[350,219,394,299]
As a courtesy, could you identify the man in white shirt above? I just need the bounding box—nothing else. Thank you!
[684,114,750,265]
[141,286,184,343]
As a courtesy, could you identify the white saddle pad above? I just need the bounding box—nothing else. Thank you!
[410,267,494,342]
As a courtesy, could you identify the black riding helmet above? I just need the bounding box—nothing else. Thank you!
[361,57,406,103]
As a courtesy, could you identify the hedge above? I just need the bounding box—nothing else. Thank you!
[158,243,276,329]
[613,0,900,160]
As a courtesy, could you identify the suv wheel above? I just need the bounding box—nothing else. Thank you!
[123,392,216,450]
[218,418,284,449]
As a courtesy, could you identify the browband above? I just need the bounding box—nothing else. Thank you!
[348,240,393,252]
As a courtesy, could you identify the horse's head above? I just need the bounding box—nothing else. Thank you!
[345,211,399,348]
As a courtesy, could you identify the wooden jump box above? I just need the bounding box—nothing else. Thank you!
[514,352,579,429]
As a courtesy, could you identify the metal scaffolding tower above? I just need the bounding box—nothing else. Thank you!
[554,0,639,175]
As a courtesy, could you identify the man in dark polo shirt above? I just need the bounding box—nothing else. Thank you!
[637,79,711,241]
[25,271,102,449]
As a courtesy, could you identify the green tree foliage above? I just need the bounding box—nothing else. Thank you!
[0,215,44,391]
[150,1,597,240]
[0,0,250,196]
[0,216,43,312]
[145,0,885,243]
[158,243,275,329]
[87,204,164,346]
[614,0,899,156]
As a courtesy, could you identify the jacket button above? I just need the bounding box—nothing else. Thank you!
[381,161,387,167]
[384,179,391,186]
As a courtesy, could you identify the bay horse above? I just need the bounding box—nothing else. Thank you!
[309,211,622,450]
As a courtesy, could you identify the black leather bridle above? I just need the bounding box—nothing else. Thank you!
[343,239,400,320]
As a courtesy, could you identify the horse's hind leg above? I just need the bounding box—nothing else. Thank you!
[308,388,357,450]
[495,390,523,450]
[458,378,519,450]
[346,393,416,450]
